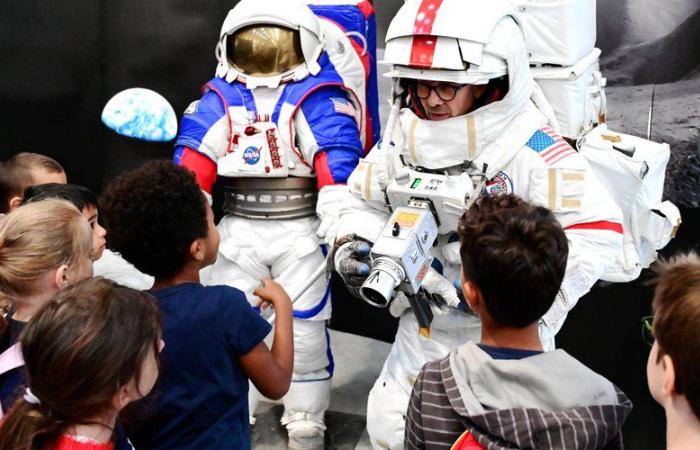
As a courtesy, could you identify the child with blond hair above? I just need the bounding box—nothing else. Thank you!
[0,199,93,412]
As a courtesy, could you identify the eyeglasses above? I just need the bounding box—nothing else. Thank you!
[642,315,654,347]
[415,81,466,101]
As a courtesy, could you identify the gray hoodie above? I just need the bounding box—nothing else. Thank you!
[405,341,633,450]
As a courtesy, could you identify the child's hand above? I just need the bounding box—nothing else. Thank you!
[253,278,292,310]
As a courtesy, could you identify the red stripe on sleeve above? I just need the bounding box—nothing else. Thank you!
[314,151,336,190]
[564,221,624,234]
[178,147,217,194]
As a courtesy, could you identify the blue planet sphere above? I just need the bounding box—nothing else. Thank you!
[101,88,177,142]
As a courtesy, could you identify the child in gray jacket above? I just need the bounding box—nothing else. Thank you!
[405,194,632,450]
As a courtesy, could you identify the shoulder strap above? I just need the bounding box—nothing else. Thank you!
[0,342,24,419]
[0,342,24,375]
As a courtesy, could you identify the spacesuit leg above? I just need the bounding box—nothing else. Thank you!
[366,362,411,450]
[366,304,482,449]
[272,225,332,449]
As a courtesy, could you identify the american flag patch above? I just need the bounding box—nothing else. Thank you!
[330,97,356,118]
[527,127,576,165]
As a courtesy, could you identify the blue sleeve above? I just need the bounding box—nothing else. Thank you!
[218,287,272,355]
[173,90,227,154]
[300,86,364,184]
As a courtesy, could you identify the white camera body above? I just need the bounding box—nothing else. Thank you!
[386,168,475,234]
[360,206,439,307]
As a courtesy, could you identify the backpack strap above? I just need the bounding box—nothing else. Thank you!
[451,430,485,450]
[0,342,24,419]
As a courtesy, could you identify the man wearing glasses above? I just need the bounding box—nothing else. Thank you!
[332,0,625,448]
[412,81,488,121]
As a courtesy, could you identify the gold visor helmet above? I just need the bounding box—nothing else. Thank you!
[228,25,305,77]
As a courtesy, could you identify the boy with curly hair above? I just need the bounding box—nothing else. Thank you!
[405,194,632,450]
[100,160,293,450]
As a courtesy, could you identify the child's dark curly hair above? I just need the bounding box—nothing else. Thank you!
[458,194,568,328]
[99,160,209,279]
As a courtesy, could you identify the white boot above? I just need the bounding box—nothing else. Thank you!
[282,411,326,450]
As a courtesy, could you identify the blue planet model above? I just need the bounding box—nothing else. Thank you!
[101,88,177,142]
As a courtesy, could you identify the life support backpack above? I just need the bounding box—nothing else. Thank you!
[308,0,381,150]
[511,0,680,281]
[577,124,681,282]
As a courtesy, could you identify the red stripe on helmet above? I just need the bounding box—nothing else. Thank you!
[409,35,438,68]
[413,0,443,34]
[409,0,443,68]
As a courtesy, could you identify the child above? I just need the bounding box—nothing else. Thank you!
[0,277,163,450]
[647,253,700,449]
[0,199,94,412]
[0,152,66,214]
[100,160,293,450]
[23,183,107,261]
[22,183,153,289]
[405,194,632,450]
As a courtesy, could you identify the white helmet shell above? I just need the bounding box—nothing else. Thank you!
[383,0,519,84]
[215,0,324,88]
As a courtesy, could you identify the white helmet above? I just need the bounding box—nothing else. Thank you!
[383,0,520,85]
[215,0,324,88]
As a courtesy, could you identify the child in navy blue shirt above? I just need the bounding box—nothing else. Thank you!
[100,161,294,450]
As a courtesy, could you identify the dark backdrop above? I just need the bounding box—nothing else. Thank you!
[2,1,698,449]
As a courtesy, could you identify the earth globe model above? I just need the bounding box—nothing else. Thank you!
[101,88,177,142]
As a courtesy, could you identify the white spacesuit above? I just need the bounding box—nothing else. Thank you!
[173,0,375,447]
[333,0,624,448]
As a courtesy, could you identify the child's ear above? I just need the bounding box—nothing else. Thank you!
[661,354,677,398]
[8,195,23,211]
[189,239,205,261]
[461,280,482,314]
[113,383,135,410]
[54,264,70,289]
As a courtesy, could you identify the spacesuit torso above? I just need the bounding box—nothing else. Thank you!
[336,92,623,449]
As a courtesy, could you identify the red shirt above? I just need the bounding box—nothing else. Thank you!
[51,435,114,450]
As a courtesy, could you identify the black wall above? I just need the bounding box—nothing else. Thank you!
[0,0,234,189]
[2,2,698,449]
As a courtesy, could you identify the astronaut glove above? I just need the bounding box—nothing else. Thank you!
[421,268,461,310]
[332,237,372,297]
[316,184,353,246]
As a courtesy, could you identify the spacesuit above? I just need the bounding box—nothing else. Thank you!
[333,0,624,448]
[173,0,366,447]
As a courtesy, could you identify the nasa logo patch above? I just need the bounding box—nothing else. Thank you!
[482,171,513,195]
[243,146,261,165]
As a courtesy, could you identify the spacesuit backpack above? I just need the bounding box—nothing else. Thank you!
[510,0,681,281]
[308,0,381,147]
[577,125,681,282]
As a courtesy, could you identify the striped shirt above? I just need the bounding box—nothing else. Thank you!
[405,356,632,450]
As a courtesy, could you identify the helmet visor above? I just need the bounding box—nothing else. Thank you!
[229,25,304,77]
